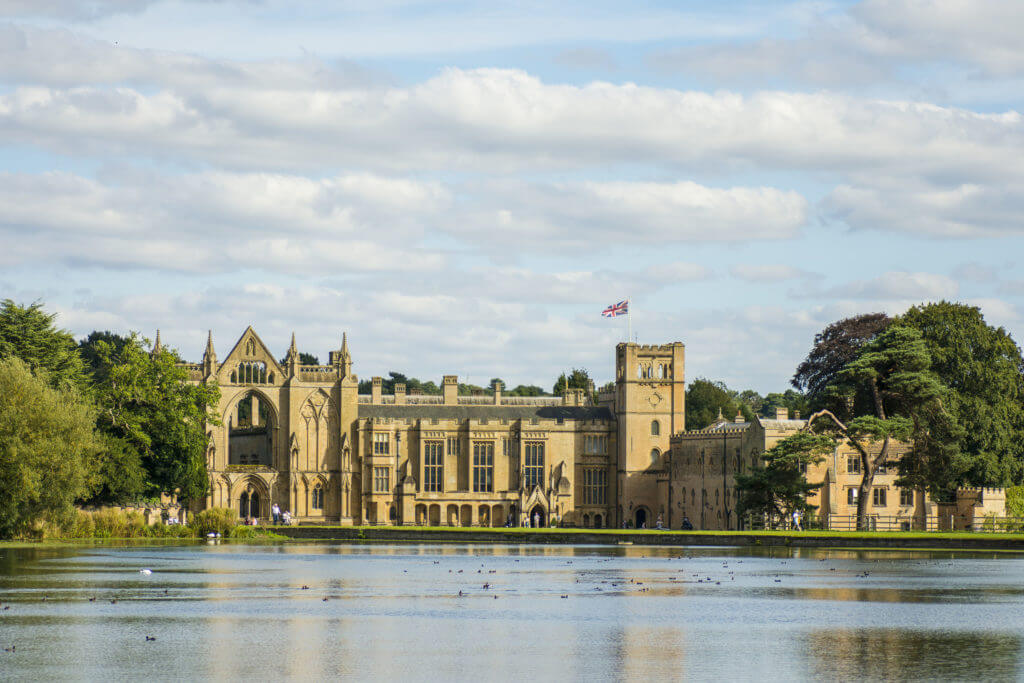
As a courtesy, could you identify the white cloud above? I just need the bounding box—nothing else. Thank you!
[653,0,1024,85]
[0,170,804,276]
[815,272,960,301]
[1,67,1020,181]
[825,177,1024,237]
[460,180,808,246]
[730,264,810,282]
[0,170,450,273]
[0,1,162,21]
[0,23,383,90]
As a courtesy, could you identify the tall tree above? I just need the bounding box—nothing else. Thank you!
[90,334,220,502]
[552,368,592,396]
[760,389,809,419]
[0,299,89,391]
[792,313,892,407]
[506,384,547,397]
[0,358,99,538]
[806,324,962,526]
[900,302,1024,487]
[79,330,131,377]
[735,432,833,528]
[685,378,755,430]
[279,351,319,366]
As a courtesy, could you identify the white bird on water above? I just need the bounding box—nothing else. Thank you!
[139,569,152,575]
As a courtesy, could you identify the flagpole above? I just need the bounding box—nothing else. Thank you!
[627,297,632,344]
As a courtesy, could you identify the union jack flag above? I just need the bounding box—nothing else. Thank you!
[602,300,628,318]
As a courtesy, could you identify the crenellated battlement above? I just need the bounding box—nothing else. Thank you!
[617,342,684,353]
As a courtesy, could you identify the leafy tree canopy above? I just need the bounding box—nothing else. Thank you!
[79,330,131,378]
[0,358,99,538]
[685,378,755,430]
[809,323,965,517]
[792,312,892,407]
[89,333,220,502]
[735,432,833,526]
[900,301,1024,487]
[760,389,809,419]
[0,299,89,391]
[552,368,592,396]
[279,351,319,366]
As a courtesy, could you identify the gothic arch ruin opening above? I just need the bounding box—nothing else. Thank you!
[228,390,276,467]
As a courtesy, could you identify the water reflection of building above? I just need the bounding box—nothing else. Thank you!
[178,327,684,527]
[805,629,1021,680]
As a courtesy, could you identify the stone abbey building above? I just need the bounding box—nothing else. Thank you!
[178,327,1005,530]
[181,327,685,528]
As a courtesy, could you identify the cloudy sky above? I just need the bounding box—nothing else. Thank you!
[3,0,1023,393]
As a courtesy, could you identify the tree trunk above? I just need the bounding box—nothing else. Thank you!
[856,435,890,530]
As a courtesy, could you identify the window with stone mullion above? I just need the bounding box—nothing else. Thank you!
[472,442,494,493]
[523,442,544,490]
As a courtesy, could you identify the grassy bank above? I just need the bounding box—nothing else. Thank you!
[272,525,1024,551]
[7,507,287,542]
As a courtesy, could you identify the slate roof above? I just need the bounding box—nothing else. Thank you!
[357,404,613,422]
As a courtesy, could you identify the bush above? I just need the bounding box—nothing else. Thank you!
[189,507,237,537]
[1006,487,1024,517]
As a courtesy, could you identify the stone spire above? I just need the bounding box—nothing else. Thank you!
[151,329,162,356]
[286,331,299,379]
[339,331,353,377]
[202,330,218,377]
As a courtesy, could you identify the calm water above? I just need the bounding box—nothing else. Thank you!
[2,542,1024,681]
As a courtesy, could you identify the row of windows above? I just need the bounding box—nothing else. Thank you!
[846,457,893,474]
[369,434,625,460]
[637,363,670,379]
[846,488,915,506]
[230,361,273,385]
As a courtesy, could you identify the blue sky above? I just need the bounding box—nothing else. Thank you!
[2,0,1022,393]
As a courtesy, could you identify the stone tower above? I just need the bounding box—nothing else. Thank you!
[613,342,685,528]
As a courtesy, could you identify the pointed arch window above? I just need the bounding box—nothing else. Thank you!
[651,420,660,436]
[312,483,324,510]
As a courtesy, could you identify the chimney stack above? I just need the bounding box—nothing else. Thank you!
[443,375,458,405]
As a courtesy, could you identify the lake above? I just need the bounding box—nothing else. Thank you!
[1,542,1023,681]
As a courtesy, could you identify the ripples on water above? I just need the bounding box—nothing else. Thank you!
[1,543,1023,681]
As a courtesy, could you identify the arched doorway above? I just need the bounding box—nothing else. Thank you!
[239,489,261,520]
[530,505,546,528]
[635,507,648,529]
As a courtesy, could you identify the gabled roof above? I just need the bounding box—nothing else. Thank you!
[218,326,286,377]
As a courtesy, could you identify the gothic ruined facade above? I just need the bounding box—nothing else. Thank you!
[178,327,685,527]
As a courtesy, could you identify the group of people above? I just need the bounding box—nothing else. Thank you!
[270,503,292,525]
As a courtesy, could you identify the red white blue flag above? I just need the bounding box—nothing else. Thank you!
[602,300,628,317]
